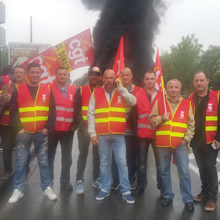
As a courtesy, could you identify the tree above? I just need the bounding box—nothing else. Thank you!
[161,34,203,94]
[200,45,220,89]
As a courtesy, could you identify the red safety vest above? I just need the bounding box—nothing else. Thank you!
[81,85,92,127]
[126,85,142,131]
[188,90,219,144]
[17,83,50,133]
[0,84,11,126]
[156,97,190,148]
[94,87,126,135]
[0,76,11,96]
[50,83,76,132]
[136,90,163,139]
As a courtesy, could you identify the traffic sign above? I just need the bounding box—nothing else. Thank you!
[0,27,6,48]
[0,2,5,24]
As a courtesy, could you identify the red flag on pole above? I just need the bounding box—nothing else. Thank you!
[21,29,94,84]
[154,47,165,91]
[112,37,124,78]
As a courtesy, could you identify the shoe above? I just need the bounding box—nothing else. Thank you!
[8,189,24,203]
[185,202,194,212]
[61,183,73,190]
[162,198,173,207]
[76,180,84,195]
[134,186,145,196]
[1,171,13,180]
[93,177,101,189]
[130,182,137,190]
[123,194,135,204]
[43,186,57,200]
[204,201,216,211]
[96,191,110,200]
[193,193,206,202]
[111,181,120,190]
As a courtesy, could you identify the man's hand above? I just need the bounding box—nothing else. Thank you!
[161,112,170,122]
[69,126,76,132]
[18,128,25,133]
[213,139,220,150]
[42,128,49,135]
[115,78,121,87]
[7,94,11,97]
[180,139,187,146]
[91,136,99,146]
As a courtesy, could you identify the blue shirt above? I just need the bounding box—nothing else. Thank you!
[56,83,67,100]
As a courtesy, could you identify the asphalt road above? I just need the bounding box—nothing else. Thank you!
[0,133,220,220]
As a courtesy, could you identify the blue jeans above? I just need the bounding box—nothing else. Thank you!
[98,134,131,195]
[14,131,51,192]
[157,144,193,204]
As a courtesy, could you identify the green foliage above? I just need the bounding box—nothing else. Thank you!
[161,34,203,94]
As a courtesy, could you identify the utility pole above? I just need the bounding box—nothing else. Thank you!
[30,16,32,43]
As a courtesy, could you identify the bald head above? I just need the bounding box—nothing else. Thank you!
[103,69,116,91]
[121,67,133,88]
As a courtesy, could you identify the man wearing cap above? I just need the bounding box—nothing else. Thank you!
[73,66,102,194]
[48,67,76,190]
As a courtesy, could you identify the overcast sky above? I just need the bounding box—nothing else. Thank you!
[1,0,220,81]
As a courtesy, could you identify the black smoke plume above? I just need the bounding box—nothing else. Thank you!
[81,0,167,86]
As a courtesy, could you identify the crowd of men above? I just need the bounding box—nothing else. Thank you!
[0,63,219,212]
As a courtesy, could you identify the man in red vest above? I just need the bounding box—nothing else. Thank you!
[48,67,76,190]
[0,65,28,180]
[87,69,136,204]
[130,71,164,196]
[149,79,195,212]
[111,67,141,190]
[189,71,220,211]
[73,66,102,194]
[8,62,57,203]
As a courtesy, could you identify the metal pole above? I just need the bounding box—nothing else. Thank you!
[0,48,1,74]
[30,16,32,43]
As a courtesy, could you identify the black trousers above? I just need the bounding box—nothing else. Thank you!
[112,135,137,185]
[1,125,17,173]
[137,138,163,190]
[48,130,74,184]
[76,130,100,181]
[192,146,219,203]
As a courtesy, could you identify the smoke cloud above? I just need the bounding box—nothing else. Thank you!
[81,0,167,86]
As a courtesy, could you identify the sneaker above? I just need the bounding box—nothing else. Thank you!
[93,177,101,189]
[204,201,216,211]
[1,171,13,180]
[111,181,120,190]
[76,180,84,195]
[43,186,57,200]
[8,189,24,203]
[194,193,206,202]
[96,191,110,200]
[122,194,135,204]
[60,182,73,190]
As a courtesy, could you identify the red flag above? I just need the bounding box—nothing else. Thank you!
[154,47,165,91]
[112,37,124,78]
[21,29,94,84]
